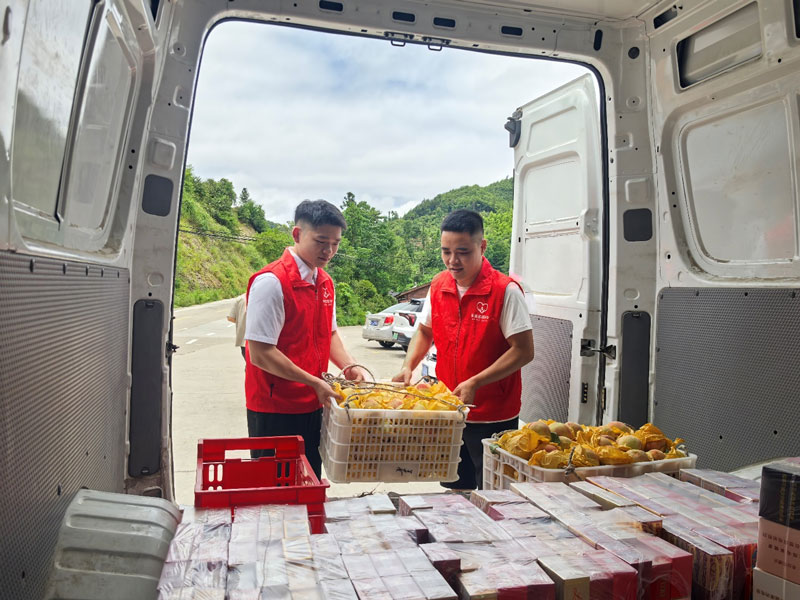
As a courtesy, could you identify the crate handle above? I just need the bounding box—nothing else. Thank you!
[198,436,305,461]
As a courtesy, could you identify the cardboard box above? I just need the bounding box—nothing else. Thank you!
[537,555,590,600]
[753,567,800,600]
[469,489,527,513]
[569,481,637,510]
[756,517,800,585]
[585,550,638,600]
[760,460,800,529]
[410,569,459,600]
[660,521,733,600]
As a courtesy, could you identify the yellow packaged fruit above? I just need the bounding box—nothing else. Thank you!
[332,380,463,411]
[499,419,688,469]
[528,449,570,469]
[571,444,600,467]
[498,429,550,460]
[595,446,635,465]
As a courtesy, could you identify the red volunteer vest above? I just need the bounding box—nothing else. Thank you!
[430,257,523,422]
[245,249,334,414]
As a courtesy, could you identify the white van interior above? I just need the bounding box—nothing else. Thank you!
[2,0,800,597]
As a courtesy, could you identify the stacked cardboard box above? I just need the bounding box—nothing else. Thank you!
[587,472,759,600]
[510,482,690,600]
[679,469,761,503]
[323,496,458,600]
[754,459,800,600]
[411,490,687,600]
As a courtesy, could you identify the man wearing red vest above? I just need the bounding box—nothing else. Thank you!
[244,200,366,478]
[393,209,535,489]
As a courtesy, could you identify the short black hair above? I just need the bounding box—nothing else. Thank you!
[441,209,484,237]
[294,200,347,231]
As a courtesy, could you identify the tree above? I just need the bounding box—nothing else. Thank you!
[239,187,251,206]
[238,200,269,233]
[255,227,292,263]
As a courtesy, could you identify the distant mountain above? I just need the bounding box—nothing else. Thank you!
[404,177,513,220]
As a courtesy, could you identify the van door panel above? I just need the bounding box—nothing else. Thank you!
[510,73,603,424]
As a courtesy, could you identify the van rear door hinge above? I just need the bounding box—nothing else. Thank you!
[421,36,451,51]
[384,31,414,47]
[580,339,616,360]
[166,341,179,358]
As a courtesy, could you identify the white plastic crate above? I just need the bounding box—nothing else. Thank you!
[481,438,697,490]
[320,400,468,483]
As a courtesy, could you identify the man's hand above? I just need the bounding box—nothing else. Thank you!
[343,365,370,382]
[311,378,336,407]
[392,366,413,386]
[453,378,478,406]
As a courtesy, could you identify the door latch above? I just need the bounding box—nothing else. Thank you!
[580,339,616,360]
[166,341,179,358]
[504,109,522,148]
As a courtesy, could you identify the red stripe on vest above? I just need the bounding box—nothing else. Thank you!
[430,257,522,422]
[244,248,334,414]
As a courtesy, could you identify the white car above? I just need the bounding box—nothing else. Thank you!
[361,299,424,348]
[390,299,426,350]
[421,344,437,379]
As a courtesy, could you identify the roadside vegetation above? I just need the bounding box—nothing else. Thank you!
[176,166,514,324]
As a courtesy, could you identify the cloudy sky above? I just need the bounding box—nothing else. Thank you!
[188,21,588,223]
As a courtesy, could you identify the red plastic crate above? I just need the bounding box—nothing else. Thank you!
[194,435,329,531]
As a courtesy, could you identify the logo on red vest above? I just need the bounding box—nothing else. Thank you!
[471,300,490,321]
[322,286,334,306]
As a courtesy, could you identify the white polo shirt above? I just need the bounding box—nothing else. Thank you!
[245,249,337,345]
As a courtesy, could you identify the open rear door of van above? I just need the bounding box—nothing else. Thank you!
[508,73,606,426]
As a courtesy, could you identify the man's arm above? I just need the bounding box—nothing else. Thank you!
[392,323,434,385]
[227,316,236,323]
[329,330,368,381]
[248,340,334,404]
[452,330,534,405]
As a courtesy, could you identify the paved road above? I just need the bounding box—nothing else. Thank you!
[171,298,442,504]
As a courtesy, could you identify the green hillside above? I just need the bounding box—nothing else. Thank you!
[175,167,514,324]
[174,166,291,307]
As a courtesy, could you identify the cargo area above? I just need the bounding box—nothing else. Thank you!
[54,452,797,600]
[5,0,800,598]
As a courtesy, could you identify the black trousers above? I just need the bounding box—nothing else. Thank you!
[441,416,519,490]
[246,408,323,480]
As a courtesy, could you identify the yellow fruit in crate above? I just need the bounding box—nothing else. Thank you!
[647,449,666,460]
[597,426,616,438]
[531,449,570,469]
[607,421,634,434]
[549,422,574,439]
[617,435,642,450]
[596,446,635,465]
[597,435,615,446]
[627,449,651,462]
[558,436,573,449]
[566,422,584,436]
[330,381,463,411]
[498,429,549,460]
[645,439,668,452]
[571,445,600,467]
[526,420,552,438]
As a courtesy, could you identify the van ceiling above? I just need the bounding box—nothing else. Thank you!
[455,0,662,21]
